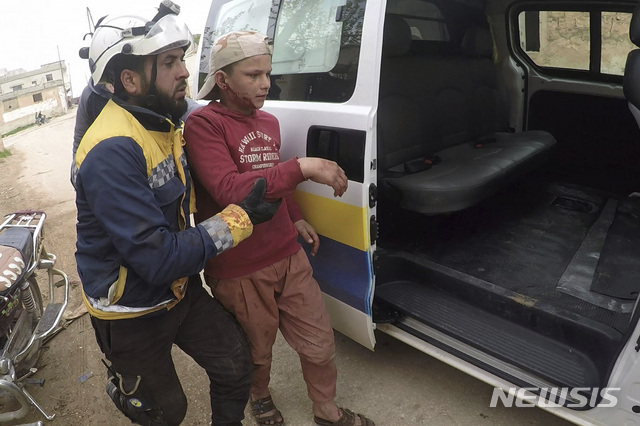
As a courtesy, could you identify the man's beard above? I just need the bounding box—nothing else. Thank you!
[135,73,188,120]
[142,86,188,120]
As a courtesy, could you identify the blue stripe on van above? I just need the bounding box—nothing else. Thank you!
[303,235,373,315]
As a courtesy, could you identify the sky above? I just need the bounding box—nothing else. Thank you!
[0,0,211,98]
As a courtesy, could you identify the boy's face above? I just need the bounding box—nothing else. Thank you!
[220,54,272,115]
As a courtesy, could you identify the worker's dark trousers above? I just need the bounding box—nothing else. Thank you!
[90,277,253,426]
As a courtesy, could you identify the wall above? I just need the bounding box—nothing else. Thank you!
[0,62,70,135]
[0,62,67,94]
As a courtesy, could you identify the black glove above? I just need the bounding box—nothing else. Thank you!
[237,178,282,225]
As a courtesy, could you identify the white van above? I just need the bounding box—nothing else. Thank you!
[196,0,640,424]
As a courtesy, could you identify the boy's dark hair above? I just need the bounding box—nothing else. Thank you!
[221,62,237,75]
[105,54,148,100]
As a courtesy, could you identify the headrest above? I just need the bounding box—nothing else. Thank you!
[383,14,412,58]
[461,26,493,59]
[630,2,640,47]
[624,50,640,107]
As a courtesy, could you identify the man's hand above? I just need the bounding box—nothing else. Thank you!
[238,178,281,225]
[297,158,348,197]
[294,219,320,256]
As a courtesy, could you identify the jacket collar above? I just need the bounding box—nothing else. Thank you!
[111,95,178,132]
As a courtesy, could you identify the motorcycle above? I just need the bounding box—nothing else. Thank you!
[0,211,69,423]
[35,113,47,126]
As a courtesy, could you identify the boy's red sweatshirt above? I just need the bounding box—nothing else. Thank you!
[184,101,306,279]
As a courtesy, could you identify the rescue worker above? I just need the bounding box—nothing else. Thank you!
[74,9,280,426]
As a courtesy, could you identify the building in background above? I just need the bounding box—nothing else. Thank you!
[0,61,71,135]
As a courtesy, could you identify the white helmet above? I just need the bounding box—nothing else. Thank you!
[88,13,193,83]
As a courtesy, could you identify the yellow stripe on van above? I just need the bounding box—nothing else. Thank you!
[293,190,368,251]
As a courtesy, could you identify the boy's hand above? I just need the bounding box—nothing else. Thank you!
[297,158,348,197]
[294,219,320,256]
[238,178,281,224]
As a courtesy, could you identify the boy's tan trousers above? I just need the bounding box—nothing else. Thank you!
[207,248,338,403]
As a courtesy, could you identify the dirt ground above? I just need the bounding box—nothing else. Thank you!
[0,109,572,425]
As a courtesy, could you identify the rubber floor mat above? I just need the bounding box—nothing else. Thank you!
[414,180,608,295]
[590,197,640,299]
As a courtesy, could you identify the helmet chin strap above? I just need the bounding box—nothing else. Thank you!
[142,57,161,112]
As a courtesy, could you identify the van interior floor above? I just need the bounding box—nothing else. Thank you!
[375,175,639,389]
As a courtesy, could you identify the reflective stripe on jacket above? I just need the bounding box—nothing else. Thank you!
[75,99,217,320]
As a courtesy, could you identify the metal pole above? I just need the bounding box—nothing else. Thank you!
[56,45,69,105]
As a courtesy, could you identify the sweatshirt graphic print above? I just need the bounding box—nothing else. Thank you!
[184,102,306,279]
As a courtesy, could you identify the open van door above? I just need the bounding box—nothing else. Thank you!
[197,0,640,423]
[197,0,380,349]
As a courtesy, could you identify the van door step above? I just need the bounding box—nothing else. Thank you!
[375,280,600,388]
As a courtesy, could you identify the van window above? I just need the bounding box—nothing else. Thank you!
[517,8,635,78]
[200,0,366,103]
[272,0,344,74]
[273,0,366,102]
[519,11,590,71]
[601,12,635,75]
[199,0,273,82]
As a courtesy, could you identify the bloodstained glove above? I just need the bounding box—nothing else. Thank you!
[237,178,282,225]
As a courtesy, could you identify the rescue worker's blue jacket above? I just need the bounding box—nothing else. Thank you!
[74,98,249,320]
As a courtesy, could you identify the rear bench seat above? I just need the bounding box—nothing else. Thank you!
[377,15,557,214]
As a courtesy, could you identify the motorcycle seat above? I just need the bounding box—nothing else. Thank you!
[0,228,33,293]
[0,246,26,293]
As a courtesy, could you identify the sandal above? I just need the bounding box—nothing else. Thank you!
[313,408,375,426]
[250,395,284,425]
